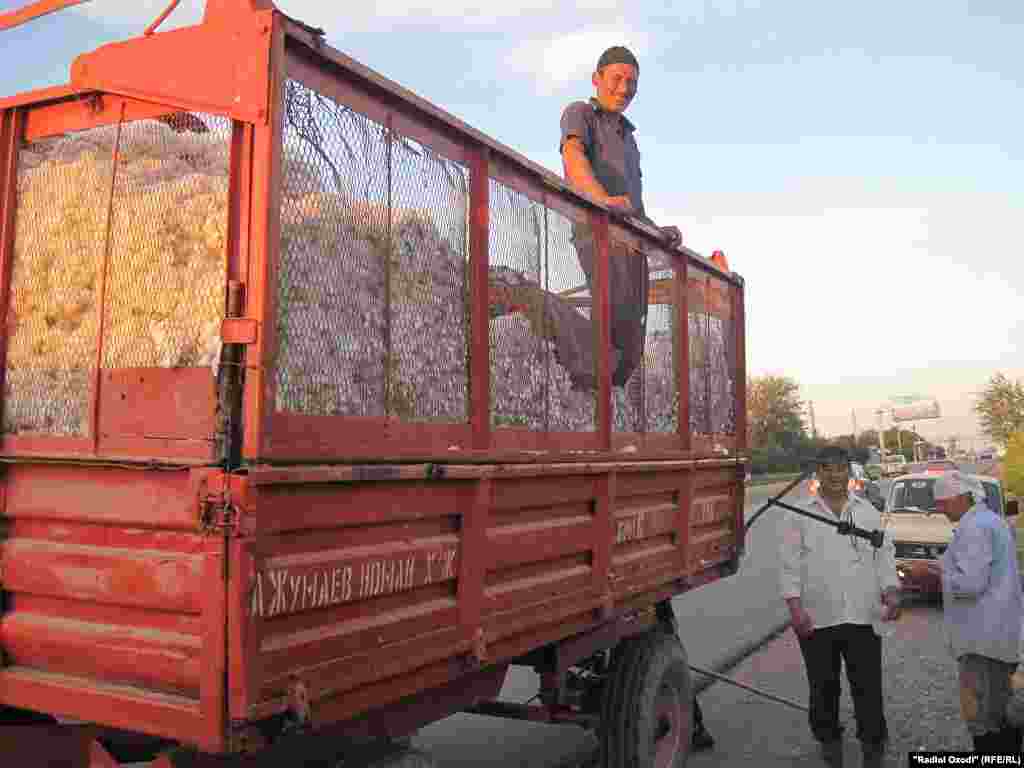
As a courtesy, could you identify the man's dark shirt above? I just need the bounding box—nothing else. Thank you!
[559,98,645,217]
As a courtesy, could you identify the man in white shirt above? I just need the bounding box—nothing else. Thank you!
[937,471,1023,753]
[779,446,901,767]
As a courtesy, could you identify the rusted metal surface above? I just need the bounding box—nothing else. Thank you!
[0,2,747,758]
[0,109,21,446]
[0,0,91,33]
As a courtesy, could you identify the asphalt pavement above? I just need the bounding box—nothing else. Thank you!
[687,597,972,766]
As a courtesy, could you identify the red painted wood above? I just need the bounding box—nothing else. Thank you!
[469,147,491,450]
[0,612,201,696]
[735,280,747,453]
[242,15,284,462]
[675,255,690,449]
[69,10,273,125]
[265,412,473,461]
[0,538,204,613]
[592,471,614,604]
[591,211,612,451]
[97,368,217,441]
[22,94,183,142]
[0,108,22,440]
[457,478,489,649]
[0,667,205,747]
[199,536,227,752]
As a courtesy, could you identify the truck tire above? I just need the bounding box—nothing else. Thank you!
[599,631,693,768]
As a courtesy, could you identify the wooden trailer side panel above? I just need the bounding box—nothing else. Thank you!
[226,460,742,726]
[0,464,228,752]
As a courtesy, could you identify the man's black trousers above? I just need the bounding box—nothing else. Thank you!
[797,623,887,746]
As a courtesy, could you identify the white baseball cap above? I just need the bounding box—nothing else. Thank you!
[933,471,985,503]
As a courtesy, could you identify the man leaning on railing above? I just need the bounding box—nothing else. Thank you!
[560,45,713,751]
[559,45,683,390]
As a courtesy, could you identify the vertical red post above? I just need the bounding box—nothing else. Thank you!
[199,533,228,752]
[89,103,125,455]
[734,278,746,454]
[457,477,490,655]
[226,123,253,296]
[0,109,23,433]
[591,211,611,452]
[244,16,284,461]
[732,277,747,561]
[468,146,491,451]
[592,471,615,607]
[675,255,690,451]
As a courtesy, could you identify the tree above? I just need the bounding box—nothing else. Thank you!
[974,373,1024,449]
[870,427,924,462]
[747,375,806,452]
[746,375,812,474]
[1004,431,1024,499]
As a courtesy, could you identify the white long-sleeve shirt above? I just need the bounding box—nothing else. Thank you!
[779,492,901,632]
[941,503,1023,663]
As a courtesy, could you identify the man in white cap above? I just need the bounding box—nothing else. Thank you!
[937,470,1023,753]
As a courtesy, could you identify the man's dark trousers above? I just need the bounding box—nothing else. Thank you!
[797,623,887,747]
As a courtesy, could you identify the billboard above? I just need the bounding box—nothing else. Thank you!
[891,398,941,423]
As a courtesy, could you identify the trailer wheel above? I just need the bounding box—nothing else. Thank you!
[600,631,693,768]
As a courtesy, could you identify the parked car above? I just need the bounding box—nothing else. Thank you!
[924,459,958,474]
[805,463,883,507]
[882,472,1017,597]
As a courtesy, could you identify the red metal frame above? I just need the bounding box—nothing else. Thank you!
[0,5,748,761]
[0,108,23,444]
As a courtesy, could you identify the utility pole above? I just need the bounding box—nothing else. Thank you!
[852,409,858,439]
[808,401,817,439]
[876,408,886,456]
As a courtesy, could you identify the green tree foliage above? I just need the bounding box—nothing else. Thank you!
[747,375,811,473]
[1003,431,1024,499]
[974,373,1024,449]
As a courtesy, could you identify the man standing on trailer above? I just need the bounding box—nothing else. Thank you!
[559,45,713,752]
[937,471,1023,753]
[779,445,901,767]
[559,45,682,390]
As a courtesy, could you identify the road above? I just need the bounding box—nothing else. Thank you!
[417,462,1000,767]
[414,480,801,768]
[688,596,974,766]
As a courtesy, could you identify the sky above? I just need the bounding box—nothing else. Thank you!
[2,0,1021,447]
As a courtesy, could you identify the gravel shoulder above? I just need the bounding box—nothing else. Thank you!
[687,597,973,767]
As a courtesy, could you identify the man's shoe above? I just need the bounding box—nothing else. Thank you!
[691,726,714,752]
[861,741,886,768]
[818,739,843,767]
[997,725,1022,753]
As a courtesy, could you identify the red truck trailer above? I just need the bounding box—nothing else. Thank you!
[0,2,747,766]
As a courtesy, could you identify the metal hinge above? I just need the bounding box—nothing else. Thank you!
[198,497,237,534]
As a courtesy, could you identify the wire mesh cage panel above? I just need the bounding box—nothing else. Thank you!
[688,272,736,437]
[4,131,110,435]
[101,115,232,370]
[706,274,736,435]
[606,237,649,434]
[387,133,469,421]
[275,79,469,422]
[643,250,678,434]
[3,114,231,438]
[543,205,596,433]
[488,179,545,429]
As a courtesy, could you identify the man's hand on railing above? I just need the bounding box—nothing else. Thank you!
[659,225,682,249]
